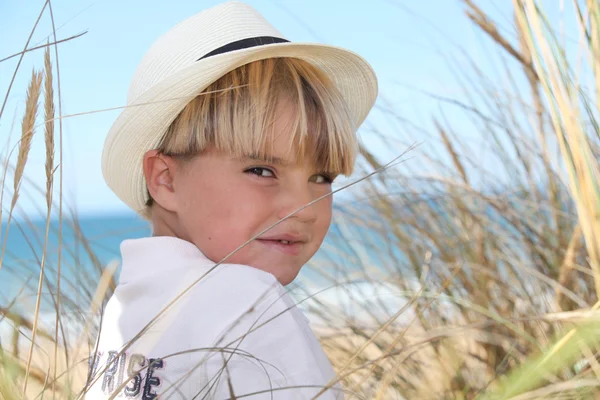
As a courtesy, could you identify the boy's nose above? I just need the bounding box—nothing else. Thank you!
[276,186,318,223]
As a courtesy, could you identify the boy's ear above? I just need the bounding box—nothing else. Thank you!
[143,150,178,212]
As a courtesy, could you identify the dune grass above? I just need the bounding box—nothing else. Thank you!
[1,0,600,399]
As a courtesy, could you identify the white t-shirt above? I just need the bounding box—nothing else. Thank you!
[85,236,343,399]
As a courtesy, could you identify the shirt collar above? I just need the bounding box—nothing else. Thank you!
[118,236,213,283]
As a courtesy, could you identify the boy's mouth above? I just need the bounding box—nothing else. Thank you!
[256,233,307,256]
[256,239,303,256]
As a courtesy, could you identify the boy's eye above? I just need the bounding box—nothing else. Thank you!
[311,174,334,184]
[245,167,275,178]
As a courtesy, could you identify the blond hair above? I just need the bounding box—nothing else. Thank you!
[146,57,357,210]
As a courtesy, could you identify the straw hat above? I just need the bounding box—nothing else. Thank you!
[102,0,378,214]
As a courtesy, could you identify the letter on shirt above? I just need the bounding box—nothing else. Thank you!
[101,351,119,394]
[143,358,164,400]
[125,354,146,398]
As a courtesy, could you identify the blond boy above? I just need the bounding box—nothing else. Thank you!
[88,1,377,399]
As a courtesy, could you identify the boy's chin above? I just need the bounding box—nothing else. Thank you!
[249,261,303,286]
[274,269,301,286]
[208,245,309,285]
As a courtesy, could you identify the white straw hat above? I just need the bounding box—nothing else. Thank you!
[102,0,378,214]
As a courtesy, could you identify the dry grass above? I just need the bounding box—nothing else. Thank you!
[0,69,43,271]
[2,0,600,399]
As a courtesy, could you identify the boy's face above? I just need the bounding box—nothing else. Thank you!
[162,102,336,285]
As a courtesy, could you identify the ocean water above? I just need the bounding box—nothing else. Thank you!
[0,211,414,352]
[1,214,149,305]
[0,209,400,309]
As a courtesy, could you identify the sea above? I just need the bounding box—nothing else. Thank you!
[0,209,404,321]
[1,214,147,309]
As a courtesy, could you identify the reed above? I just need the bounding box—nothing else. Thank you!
[0,69,43,276]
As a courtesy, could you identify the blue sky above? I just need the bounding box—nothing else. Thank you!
[0,0,515,217]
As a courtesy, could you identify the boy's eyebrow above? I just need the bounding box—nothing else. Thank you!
[244,153,293,166]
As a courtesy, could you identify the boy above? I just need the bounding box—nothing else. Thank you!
[88,1,377,399]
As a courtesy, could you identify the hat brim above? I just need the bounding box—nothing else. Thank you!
[102,42,378,214]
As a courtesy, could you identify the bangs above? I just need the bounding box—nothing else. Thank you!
[157,58,357,176]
